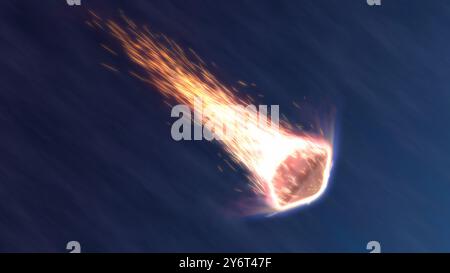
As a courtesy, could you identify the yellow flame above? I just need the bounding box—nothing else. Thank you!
[102,17,333,212]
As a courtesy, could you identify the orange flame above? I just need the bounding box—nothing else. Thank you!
[101,17,333,212]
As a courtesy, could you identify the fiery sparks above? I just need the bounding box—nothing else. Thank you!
[100,16,333,212]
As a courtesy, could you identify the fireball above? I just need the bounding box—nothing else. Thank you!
[96,15,334,212]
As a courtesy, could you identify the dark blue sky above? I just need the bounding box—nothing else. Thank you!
[1,0,450,252]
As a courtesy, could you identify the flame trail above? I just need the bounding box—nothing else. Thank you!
[101,17,333,212]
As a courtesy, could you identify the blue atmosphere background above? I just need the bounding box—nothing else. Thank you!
[1,0,450,252]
